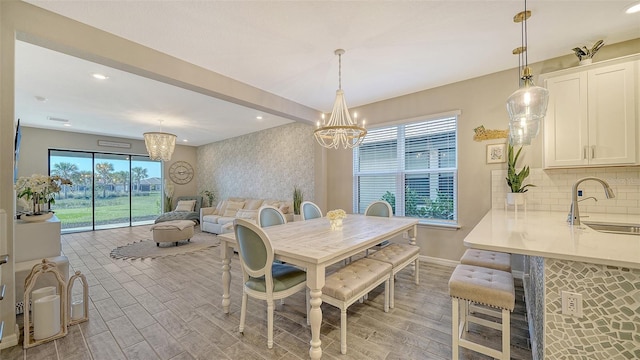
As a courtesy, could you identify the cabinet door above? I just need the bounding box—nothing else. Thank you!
[543,72,589,167]
[588,62,636,165]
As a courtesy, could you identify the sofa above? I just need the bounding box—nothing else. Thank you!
[200,197,293,234]
[155,196,202,224]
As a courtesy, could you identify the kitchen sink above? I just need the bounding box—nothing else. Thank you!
[583,221,640,236]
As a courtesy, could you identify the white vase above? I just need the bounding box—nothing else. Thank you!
[579,58,593,66]
[506,192,526,206]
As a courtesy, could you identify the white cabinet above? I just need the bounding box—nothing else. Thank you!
[14,216,61,263]
[542,58,638,168]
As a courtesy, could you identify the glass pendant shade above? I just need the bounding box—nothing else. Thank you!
[144,131,176,161]
[506,76,549,145]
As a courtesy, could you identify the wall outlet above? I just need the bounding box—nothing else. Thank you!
[561,291,583,318]
[577,190,583,197]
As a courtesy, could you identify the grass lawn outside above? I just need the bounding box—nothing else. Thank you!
[52,192,162,229]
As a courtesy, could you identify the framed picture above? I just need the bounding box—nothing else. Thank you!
[486,143,506,164]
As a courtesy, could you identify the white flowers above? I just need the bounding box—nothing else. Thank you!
[327,209,347,221]
[164,180,175,198]
[15,174,72,213]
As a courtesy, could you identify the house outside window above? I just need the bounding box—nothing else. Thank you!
[353,114,458,224]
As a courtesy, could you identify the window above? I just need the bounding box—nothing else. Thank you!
[353,114,458,223]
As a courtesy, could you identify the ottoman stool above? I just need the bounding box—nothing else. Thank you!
[151,220,196,246]
[460,248,512,272]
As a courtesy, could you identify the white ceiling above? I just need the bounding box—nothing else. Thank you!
[16,0,640,146]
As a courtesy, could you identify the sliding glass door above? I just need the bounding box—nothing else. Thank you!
[49,150,162,232]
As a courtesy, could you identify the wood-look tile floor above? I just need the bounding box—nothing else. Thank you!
[2,225,533,360]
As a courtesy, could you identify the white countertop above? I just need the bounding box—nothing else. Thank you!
[463,209,640,269]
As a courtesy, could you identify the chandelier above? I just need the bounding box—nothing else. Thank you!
[143,120,176,161]
[314,49,367,149]
[506,0,549,146]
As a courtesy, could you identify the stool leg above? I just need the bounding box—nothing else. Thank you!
[384,278,390,313]
[451,297,459,360]
[389,272,395,309]
[414,258,419,285]
[462,300,469,332]
[502,308,510,360]
[340,307,347,354]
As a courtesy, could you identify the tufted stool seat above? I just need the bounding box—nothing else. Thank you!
[150,220,196,246]
[367,243,419,308]
[460,248,512,272]
[322,258,391,354]
[448,264,515,360]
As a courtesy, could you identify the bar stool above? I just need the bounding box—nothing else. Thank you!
[460,248,511,272]
[448,264,515,360]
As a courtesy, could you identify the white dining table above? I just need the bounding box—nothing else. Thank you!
[218,214,418,359]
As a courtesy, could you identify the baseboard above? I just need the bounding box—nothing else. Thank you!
[0,324,20,349]
[419,255,458,267]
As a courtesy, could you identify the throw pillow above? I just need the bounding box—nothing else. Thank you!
[175,200,196,212]
[244,199,264,210]
[223,208,239,217]
[279,204,290,214]
[237,209,258,220]
[226,200,245,211]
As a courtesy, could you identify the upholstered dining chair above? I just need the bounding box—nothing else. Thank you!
[301,201,323,220]
[364,200,393,218]
[257,205,287,227]
[233,219,307,349]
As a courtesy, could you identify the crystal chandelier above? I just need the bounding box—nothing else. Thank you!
[144,120,176,161]
[314,49,367,149]
[506,0,549,146]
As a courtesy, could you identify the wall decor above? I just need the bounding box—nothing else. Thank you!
[473,125,509,142]
[486,143,507,164]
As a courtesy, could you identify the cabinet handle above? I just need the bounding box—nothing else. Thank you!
[0,284,4,300]
[0,255,7,265]
[583,146,588,160]
[591,145,595,159]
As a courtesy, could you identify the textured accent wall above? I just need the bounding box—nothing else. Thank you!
[492,167,640,214]
[544,259,640,359]
[196,122,315,204]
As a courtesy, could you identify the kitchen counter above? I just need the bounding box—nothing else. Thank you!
[463,209,640,359]
[463,209,640,269]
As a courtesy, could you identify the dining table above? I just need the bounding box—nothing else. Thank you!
[217,214,418,359]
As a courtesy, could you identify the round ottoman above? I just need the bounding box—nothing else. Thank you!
[151,220,196,246]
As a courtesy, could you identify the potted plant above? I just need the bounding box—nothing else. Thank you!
[505,144,535,206]
[293,186,303,221]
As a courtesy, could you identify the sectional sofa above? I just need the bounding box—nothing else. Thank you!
[200,197,294,234]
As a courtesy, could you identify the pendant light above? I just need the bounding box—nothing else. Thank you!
[314,49,367,149]
[144,120,176,161]
[506,0,549,146]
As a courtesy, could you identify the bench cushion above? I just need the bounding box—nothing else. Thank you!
[448,264,515,311]
[460,249,511,272]
[368,244,419,267]
[324,258,391,301]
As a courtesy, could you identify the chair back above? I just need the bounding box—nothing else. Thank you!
[365,200,393,218]
[234,219,275,288]
[257,205,287,227]
[301,201,322,220]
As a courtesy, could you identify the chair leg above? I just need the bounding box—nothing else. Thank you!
[340,307,347,354]
[239,292,248,333]
[267,300,274,349]
[452,298,459,360]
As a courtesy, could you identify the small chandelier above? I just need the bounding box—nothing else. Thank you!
[143,120,176,161]
[314,49,367,149]
[506,0,549,146]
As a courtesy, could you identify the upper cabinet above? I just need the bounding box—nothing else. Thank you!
[541,57,638,168]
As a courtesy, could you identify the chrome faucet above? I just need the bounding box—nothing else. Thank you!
[568,177,615,226]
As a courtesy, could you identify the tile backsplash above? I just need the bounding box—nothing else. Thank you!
[492,167,640,215]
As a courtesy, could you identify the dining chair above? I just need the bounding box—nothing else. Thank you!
[301,201,323,220]
[257,205,287,227]
[364,200,393,253]
[234,219,307,349]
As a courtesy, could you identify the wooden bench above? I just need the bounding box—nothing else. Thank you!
[322,258,392,354]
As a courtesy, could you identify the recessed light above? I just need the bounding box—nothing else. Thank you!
[63,123,71,127]
[34,96,47,102]
[92,73,109,80]
[182,139,188,142]
[256,116,263,120]
[626,2,640,13]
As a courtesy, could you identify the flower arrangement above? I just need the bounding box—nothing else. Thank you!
[327,209,347,220]
[15,174,72,214]
[164,180,175,212]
